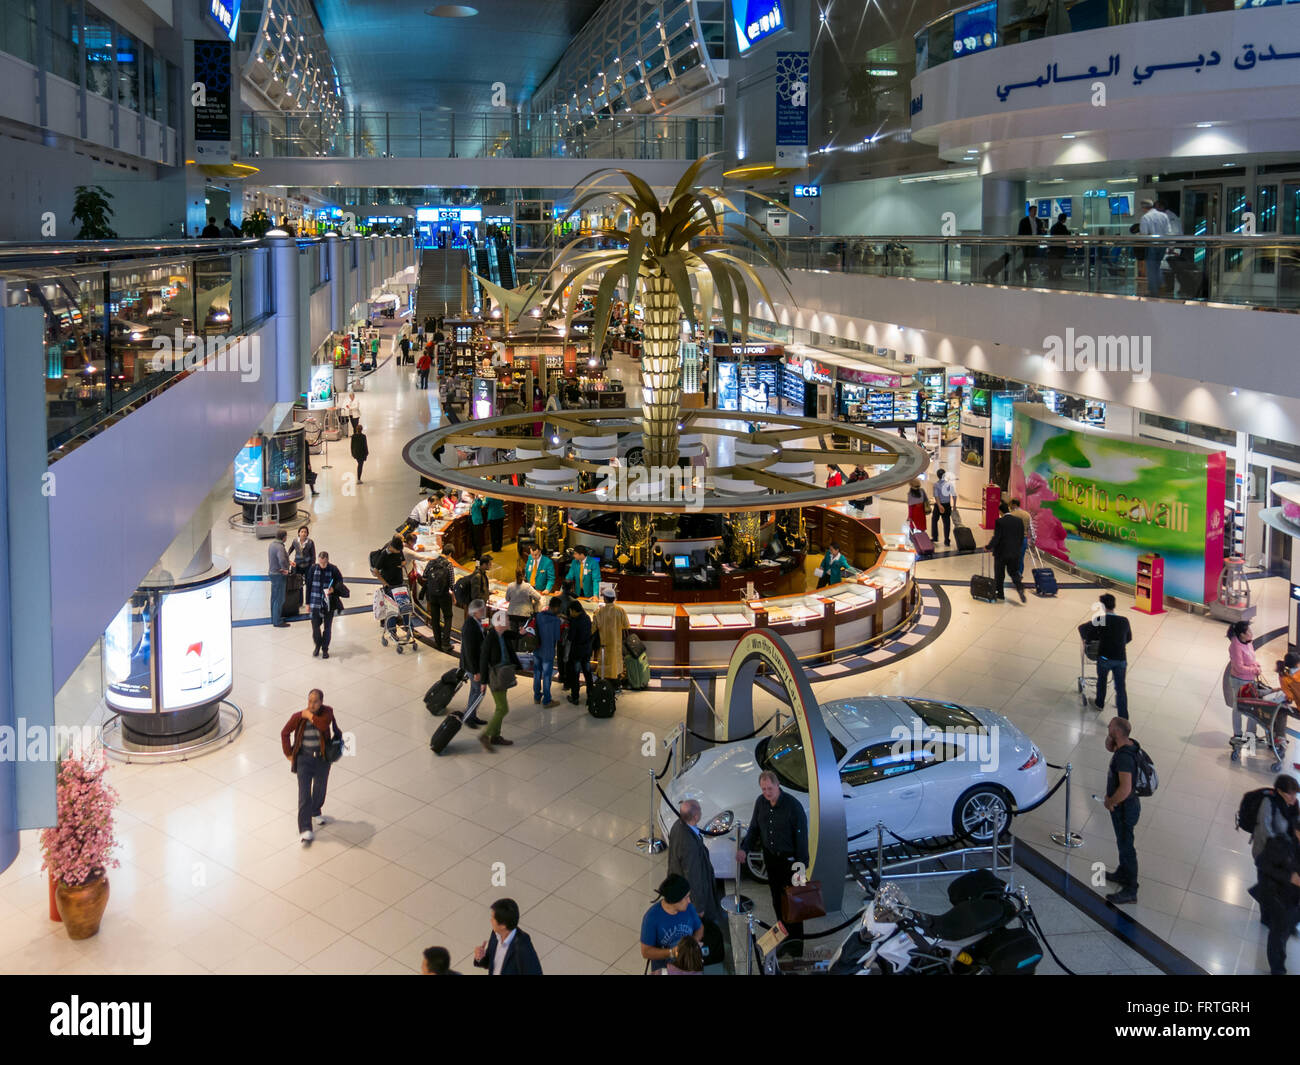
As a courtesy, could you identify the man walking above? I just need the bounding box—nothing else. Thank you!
[1138,198,1171,297]
[269,530,291,627]
[306,550,344,659]
[1078,593,1133,718]
[350,423,369,483]
[930,468,957,547]
[737,771,810,945]
[532,597,563,708]
[987,501,1027,603]
[460,599,488,729]
[1008,496,1033,579]
[1252,776,1300,974]
[1102,717,1140,905]
[472,899,543,975]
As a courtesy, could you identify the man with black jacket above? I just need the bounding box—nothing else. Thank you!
[375,536,406,591]
[1078,593,1133,718]
[1256,822,1300,974]
[987,501,1027,603]
[737,771,810,945]
[472,898,543,975]
[669,800,726,967]
[460,600,487,729]
[423,553,454,652]
[350,423,369,483]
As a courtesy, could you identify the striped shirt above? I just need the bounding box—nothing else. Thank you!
[300,722,323,757]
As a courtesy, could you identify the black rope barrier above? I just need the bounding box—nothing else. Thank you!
[653,779,736,837]
[1008,770,1069,816]
[653,746,674,782]
[1023,908,1077,976]
[683,713,776,745]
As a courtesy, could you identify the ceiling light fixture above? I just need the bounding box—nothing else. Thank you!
[1061,133,1076,139]
[425,4,478,16]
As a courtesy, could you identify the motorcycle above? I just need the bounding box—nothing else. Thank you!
[827,871,1044,975]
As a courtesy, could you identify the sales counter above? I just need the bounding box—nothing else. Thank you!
[405,500,917,671]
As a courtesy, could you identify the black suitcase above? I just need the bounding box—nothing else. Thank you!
[1030,547,1057,597]
[430,710,463,754]
[970,554,999,603]
[623,631,646,657]
[954,524,977,553]
[587,678,616,718]
[283,572,303,616]
[424,667,465,716]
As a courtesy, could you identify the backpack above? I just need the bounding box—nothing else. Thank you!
[424,557,451,597]
[1237,788,1275,834]
[1130,741,1158,798]
[453,573,473,608]
[368,547,386,578]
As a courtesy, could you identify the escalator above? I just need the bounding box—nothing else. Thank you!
[495,234,516,289]
[474,245,494,286]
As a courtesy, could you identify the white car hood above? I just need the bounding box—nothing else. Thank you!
[667,738,809,831]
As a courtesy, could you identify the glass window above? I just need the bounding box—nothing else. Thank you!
[116,29,140,111]
[667,27,694,56]
[1281,182,1300,237]
[83,6,114,100]
[673,51,700,76]
[48,0,79,84]
[1256,184,1278,234]
[648,66,671,90]
[901,699,984,731]
[1,0,37,63]
[840,740,949,787]
[760,718,846,792]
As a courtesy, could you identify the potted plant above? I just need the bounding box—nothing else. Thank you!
[70,185,117,240]
[242,208,272,239]
[40,753,120,939]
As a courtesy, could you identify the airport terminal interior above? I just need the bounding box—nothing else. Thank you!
[0,0,1299,982]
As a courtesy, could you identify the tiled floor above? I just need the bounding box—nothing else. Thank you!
[2,337,1293,975]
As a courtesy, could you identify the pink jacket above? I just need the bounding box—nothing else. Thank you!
[1229,637,1259,680]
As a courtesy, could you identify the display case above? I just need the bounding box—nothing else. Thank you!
[683,603,755,630]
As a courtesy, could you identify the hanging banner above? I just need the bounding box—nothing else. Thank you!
[775,51,809,167]
[193,40,232,164]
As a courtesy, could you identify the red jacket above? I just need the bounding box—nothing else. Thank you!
[281,706,342,772]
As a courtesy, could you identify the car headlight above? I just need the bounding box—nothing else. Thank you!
[681,752,700,773]
[703,809,734,834]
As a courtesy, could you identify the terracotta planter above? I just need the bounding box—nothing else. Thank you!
[47,873,61,922]
[54,873,109,939]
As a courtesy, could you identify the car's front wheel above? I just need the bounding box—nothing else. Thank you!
[624,446,645,467]
[952,785,1011,844]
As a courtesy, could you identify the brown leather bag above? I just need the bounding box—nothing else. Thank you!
[782,880,826,924]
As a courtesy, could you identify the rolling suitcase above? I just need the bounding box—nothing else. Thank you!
[587,677,616,718]
[283,572,303,616]
[430,710,463,754]
[953,513,977,554]
[424,667,465,716]
[970,553,999,604]
[1030,547,1057,597]
[910,526,935,559]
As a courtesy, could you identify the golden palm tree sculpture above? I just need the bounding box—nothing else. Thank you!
[539,156,794,477]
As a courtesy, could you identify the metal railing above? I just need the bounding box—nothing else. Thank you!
[240,110,724,161]
[729,234,1300,310]
[916,0,1291,74]
[0,239,275,459]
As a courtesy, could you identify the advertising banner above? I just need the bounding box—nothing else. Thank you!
[192,40,232,164]
[1009,406,1226,604]
[775,51,809,167]
[990,391,1015,449]
[158,575,233,712]
[308,363,335,410]
[232,436,263,503]
[103,595,153,712]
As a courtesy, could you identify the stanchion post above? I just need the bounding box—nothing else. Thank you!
[635,768,666,855]
[875,820,884,886]
[745,913,755,975]
[1050,762,1083,850]
[723,824,755,915]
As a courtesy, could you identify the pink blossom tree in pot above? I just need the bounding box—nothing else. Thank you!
[40,753,120,939]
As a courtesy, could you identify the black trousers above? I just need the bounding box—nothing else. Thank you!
[763,849,804,945]
[1260,890,1300,974]
[993,556,1024,599]
[489,517,504,552]
[930,502,952,544]
[568,653,594,701]
[355,460,365,482]
[469,522,484,554]
[428,593,453,649]
[310,608,333,651]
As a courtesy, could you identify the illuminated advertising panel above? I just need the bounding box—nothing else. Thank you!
[158,575,233,712]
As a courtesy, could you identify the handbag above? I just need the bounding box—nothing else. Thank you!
[489,632,517,692]
[782,880,827,924]
[326,734,345,763]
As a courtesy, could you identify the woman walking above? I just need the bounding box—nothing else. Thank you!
[906,480,928,533]
[280,689,343,843]
[478,611,521,752]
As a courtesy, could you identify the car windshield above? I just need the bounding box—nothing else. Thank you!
[759,719,847,792]
[901,699,984,731]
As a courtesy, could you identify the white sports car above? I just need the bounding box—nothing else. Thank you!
[661,696,1049,881]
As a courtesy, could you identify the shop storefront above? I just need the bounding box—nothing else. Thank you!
[710,343,787,415]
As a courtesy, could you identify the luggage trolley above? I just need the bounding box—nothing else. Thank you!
[1230,679,1290,772]
[375,586,418,654]
[1077,639,1100,706]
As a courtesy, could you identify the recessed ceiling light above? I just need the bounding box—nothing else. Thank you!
[1061,134,1076,139]
[1196,122,1213,128]
[426,4,477,16]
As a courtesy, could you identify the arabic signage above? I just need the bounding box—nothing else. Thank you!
[775,51,809,167]
[912,8,1300,128]
[192,40,232,164]
[733,0,785,54]
[1009,406,1226,605]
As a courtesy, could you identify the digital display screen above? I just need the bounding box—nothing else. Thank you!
[991,391,1015,450]
[792,185,821,198]
[158,575,233,712]
[969,388,991,417]
[733,0,785,53]
[674,555,691,569]
[308,363,335,410]
[103,594,153,712]
[265,428,305,503]
[472,378,495,420]
[233,437,263,503]
[952,0,996,57]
